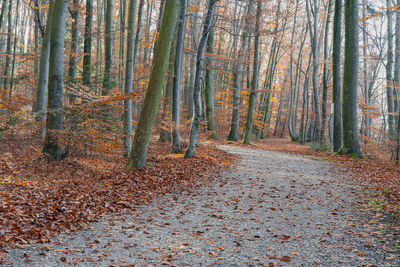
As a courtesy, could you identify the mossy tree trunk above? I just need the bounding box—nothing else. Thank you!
[332,0,343,152]
[126,0,179,169]
[242,0,261,145]
[82,0,93,86]
[340,0,361,157]
[102,0,114,95]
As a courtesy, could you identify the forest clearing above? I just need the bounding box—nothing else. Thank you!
[1,0,400,265]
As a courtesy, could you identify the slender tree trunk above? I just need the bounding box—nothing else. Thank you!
[306,0,322,142]
[394,0,400,142]
[204,27,217,139]
[126,0,179,169]
[119,0,127,92]
[42,0,68,161]
[82,0,93,86]
[332,0,343,152]
[184,0,218,158]
[321,0,333,143]
[68,0,80,103]
[387,0,396,139]
[340,0,361,157]
[171,0,187,153]
[3,0,12,91]
[34,1,55,137]
[242,0,261,145]
[361,0,370,139]
[102,0,114,95]
[123,0,138,157]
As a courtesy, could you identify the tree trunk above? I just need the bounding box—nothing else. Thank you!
[242,0,261,145]
[332,0,343,152]
[3,0,12,91]
[184,0,218,158]
[306,0,322,142]
[42,0,68,161]
[171,0,187,153]
[102,0,114,95]
[68,0,80,103]
[387,0,396,139]
[123,0,138,157]
[340,0,361,157]
[82,0,93,86]
[321,0,333,143]
[34,1,55,137]
[126,0,179,169]
[204,27,217,139]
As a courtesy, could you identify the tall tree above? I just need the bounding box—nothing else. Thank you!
[171,0,188,153]
[102,0,114,95]
[204,27,217,139]
[42,0,69,160]
[340,0,361,157]
[82,0,93,86]
[68,0,80,84]
[34,1,55,137]
[242,0,261,145]
[126,0,179,169]
[332,0,343,152]
[387,0,396,139]
[184,0,218,158]
[306,0,322,142]
[2,0,12,91]
[227,0,253,141]
[321,0,333,143]
[123,0,138,157]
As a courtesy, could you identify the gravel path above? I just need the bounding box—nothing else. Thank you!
[4,145,399,266]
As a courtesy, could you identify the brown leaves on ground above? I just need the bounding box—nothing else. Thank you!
[0,139,234,255]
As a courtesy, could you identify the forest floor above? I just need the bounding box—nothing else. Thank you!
[2,138,400,266]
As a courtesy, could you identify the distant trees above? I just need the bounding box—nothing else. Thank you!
[1,0,399,165]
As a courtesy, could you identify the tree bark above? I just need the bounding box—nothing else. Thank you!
[34,1,55,137]
[204,27,217,139]
[184,0,218,158]
[332,0,343,152]
[242,0,261,145]
[321,0,333,143]
[126,0,179,169]
[82,0,93,86]
[68,0,80,103]
[102,0,114,95]
[340,0,361,157]
[171,0,187,153]
[123,0,138,157]
[387,0,396,139]
[42,0,68,161]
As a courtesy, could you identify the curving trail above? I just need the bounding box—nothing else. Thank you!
[4,145,399,266]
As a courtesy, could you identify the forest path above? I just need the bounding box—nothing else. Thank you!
[5,145,399,266]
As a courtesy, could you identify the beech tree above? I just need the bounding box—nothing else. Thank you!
[340,0,361,157]
[126,0,179,169]
[184,0,218,158]
[123,0,138,157]
[332,0,343,151]
[42,0,68,160]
